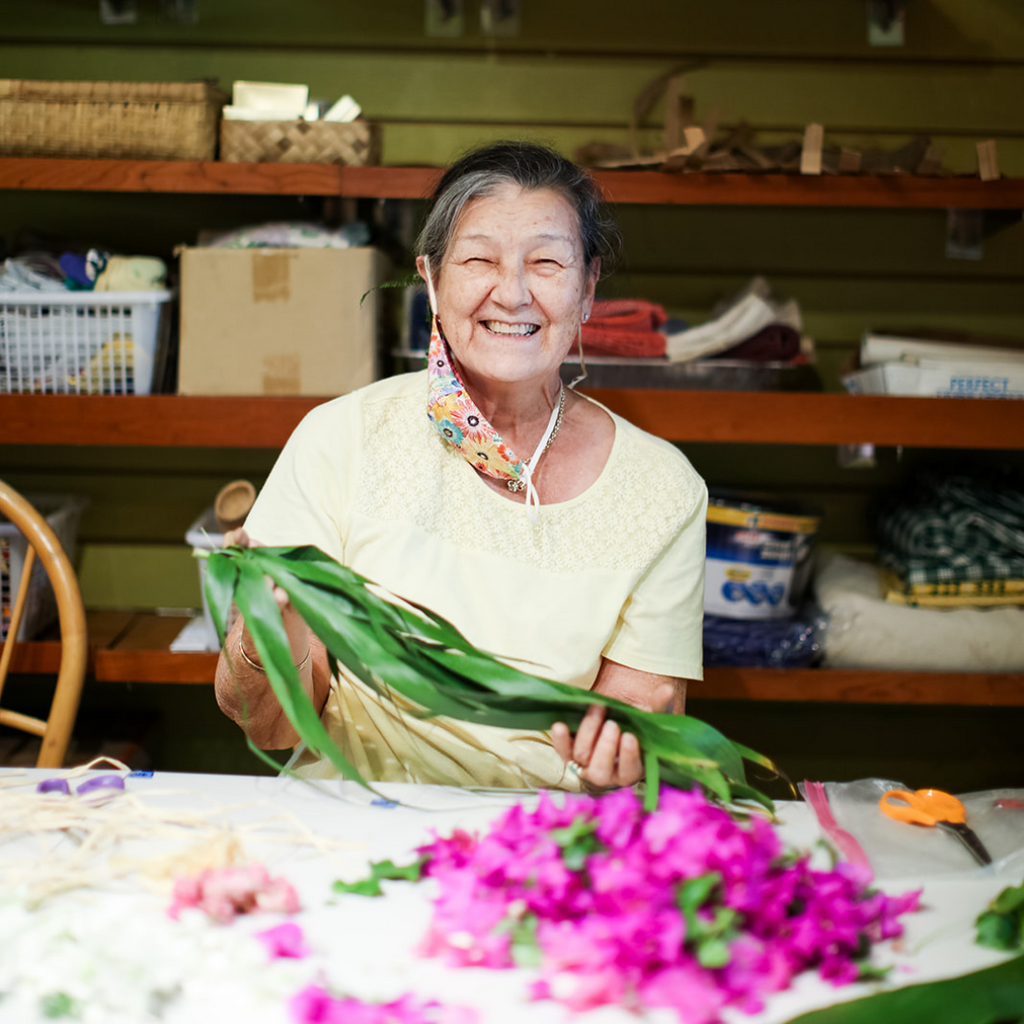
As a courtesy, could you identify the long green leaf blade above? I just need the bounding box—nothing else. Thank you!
[229,558,369,788]
[782,954,1024,1024]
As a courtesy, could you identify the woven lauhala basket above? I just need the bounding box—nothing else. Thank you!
[219,119,381,165]
[0,80,226,160]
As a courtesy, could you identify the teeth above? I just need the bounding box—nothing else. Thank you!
[484,321,538,336]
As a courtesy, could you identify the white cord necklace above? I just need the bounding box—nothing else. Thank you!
[507,384,566,493]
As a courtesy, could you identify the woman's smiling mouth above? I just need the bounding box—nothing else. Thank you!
[482,320,540,337]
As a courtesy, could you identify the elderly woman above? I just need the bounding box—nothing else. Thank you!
[214,141,707,792]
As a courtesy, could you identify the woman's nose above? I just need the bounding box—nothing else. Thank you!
[491,261,530,309]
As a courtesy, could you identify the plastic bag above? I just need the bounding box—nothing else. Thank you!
[800,778,1024,881]
[702,606,827,668]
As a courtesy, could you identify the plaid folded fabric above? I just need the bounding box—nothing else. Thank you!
[878,471,1024,586]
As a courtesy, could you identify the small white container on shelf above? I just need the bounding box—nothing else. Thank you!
[0,289,172,395]
[179,506,228,653]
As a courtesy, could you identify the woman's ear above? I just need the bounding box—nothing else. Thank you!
[415,255,428,281]
[583,257,601,313]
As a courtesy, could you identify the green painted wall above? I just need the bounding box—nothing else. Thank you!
[2,1,1022,779]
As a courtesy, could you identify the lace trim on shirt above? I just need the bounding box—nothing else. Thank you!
[359,389,701,574]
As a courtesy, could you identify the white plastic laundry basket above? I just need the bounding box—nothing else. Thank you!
[0,289,172,394]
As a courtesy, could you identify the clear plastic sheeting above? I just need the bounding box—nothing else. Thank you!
[800,778,1024,881]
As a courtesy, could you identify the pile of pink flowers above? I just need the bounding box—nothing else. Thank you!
[289,986,478,1024]
[168,863,301,924]
[417,787,920,1023]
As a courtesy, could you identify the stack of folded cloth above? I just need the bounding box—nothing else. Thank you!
[878,470,1024,608]
[579,284,803,363]
[580,299,668,358]
[664,277,804,364]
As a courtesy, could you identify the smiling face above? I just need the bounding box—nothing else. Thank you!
[418,183,598,396]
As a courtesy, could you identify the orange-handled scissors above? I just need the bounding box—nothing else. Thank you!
[879,788,992,866]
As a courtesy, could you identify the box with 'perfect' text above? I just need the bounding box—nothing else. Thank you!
[177,246,389,396]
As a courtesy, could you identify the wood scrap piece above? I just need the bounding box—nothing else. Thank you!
[662,75,692,153]
[977,139,1000,181]
[800,124,824,175]
[838,148,863,174]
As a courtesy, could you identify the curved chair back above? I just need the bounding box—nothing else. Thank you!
[0,480,88,767]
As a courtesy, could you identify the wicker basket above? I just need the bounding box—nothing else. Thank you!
[0,80,226,160]
[219,119,381,165]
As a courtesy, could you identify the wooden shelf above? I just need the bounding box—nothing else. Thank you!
[8,612,1023,704]
[4,391,1024,448]
[1,158,1022,208]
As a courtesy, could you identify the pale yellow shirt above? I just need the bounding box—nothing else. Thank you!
[245,370,707,789]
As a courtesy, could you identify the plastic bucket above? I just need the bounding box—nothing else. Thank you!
[704,493,820,620]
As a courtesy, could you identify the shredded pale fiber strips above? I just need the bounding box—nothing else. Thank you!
[0,758,365,903]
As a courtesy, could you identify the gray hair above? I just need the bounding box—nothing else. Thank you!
[416,141,619,278]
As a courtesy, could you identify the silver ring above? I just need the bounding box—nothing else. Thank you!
[566,759,583,776]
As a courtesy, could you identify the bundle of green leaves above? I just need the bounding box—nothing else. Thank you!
[202,544,779,811]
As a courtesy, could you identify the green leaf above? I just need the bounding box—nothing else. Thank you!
[370,856,429,882]
[992,882,1024,916]
[331,855,430,896]
[550,817,603,871]
[203,551,239,646]
[332,877,384,897]
[216,545,778,811]
[977,911,1022,952]
[644,747,661,812]
[977,880,1024,952]
[856,963,895,982]
[230,559,369,788]
[510,914,542,968]
[696,937,731,968]
[40,993,78,1019]
[677,871,722,921]
[781,953,1024,1024]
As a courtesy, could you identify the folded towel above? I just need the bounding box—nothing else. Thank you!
[580,299,667,358]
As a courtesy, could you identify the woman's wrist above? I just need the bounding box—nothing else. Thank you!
[236,633,311,672]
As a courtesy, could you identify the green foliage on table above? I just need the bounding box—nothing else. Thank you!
[202,544,779,811]
[782,954,1024,1024]
[332,856,430,897]
[977,878,1024,952]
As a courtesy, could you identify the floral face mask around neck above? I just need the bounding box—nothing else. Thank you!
[422,258,566,524]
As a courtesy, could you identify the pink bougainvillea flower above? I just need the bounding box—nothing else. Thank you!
[287,985,479,1024]
[414,787,921,1024]
[255,921,310,960]
[168,863,301,924]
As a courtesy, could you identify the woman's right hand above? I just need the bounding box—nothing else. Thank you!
[215,529,325,749]
[224,528,310,668]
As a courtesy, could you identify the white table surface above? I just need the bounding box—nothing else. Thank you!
[0,769,1015,1024]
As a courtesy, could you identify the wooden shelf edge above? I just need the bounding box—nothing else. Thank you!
[9,619,1024,703]
[1,158,1022,208]
[694,667,1024,706]
[4,391,1024,449]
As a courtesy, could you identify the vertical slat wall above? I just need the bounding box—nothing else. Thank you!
[1,0,1022,605]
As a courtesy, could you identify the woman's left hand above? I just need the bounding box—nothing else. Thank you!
[551,663,682,790]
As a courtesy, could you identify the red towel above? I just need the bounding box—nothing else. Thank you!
[581,299,667,358]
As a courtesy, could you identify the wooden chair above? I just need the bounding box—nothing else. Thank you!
[0,480,88,767]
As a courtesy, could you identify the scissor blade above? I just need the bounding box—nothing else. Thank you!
[938,821,993,866]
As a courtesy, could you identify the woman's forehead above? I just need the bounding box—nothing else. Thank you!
[452,185,582,248]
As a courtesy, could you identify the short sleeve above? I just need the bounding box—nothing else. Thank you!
[601,477,707,680]
[243,397,360,565]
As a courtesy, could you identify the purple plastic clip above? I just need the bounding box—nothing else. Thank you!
[36,777,71,795]
[76,774,126,796]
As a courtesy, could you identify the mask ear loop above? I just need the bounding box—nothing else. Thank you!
[567,314,589,390]
[423,255,438,317]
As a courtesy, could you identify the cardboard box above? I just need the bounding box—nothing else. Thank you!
[177,247,389,396]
